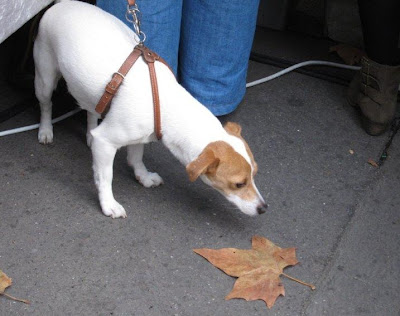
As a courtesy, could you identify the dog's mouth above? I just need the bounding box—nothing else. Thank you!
[200,175,267,216]
[226,195,268,216]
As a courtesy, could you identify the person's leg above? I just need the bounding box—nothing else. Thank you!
[348,0,400,135]
[358,0,400,66]
[96,0,182,74]
[179,0,260,116]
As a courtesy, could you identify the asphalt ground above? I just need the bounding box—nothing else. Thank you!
[1,30,399,316]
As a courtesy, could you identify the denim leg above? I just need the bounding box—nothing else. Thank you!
[179,0,260,116]
[358,0,400,65]
[96,0,182,74]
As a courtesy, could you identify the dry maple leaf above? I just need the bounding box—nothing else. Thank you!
[0,269,29,304]
[0,270,12,293]
[194,236,314,308]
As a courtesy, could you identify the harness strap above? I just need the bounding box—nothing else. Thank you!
[95,44,172,140]
[95,48,142,118]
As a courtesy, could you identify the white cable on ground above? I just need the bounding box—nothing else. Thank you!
[0,60,360,137]
[0,107,81,137]
[246,60,360,88]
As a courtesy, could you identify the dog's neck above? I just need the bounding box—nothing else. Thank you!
[160,87,229,166]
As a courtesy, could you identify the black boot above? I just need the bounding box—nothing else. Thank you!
[348,56,400,136]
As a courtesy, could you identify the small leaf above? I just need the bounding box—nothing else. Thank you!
[0,269,30,304]
[368,158,379,168]
[0,270,12,293]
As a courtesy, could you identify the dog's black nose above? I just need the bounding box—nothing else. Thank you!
[257,203,268,214]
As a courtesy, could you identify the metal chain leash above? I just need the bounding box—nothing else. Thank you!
[125,1,146,44]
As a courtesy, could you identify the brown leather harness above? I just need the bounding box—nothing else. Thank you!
[95,43,172,140]
[95,0,171,140]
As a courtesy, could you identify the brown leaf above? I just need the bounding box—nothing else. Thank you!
[0,269,12,293]
[368,158,379,168]
[225,267,285,308]
[194,236,302,308]
[0,269,30,304]
[329,44,366,65]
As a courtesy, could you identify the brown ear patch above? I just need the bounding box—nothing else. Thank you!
[224,122,242,137]
[186,146,220,182]
[224,122,258,175]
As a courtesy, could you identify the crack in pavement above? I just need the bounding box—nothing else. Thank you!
[377,116,400,167]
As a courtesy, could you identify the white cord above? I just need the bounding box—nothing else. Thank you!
[0,60,360,137]
[0,108,81,137]
[246,60,360,88]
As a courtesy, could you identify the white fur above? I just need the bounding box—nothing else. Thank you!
[34,1,265,218]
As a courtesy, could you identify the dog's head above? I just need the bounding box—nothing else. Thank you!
[186,122,267,216]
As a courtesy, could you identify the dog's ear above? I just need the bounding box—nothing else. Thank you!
[224,122,242,137]
[186,147,220,182]
[224,122,258,175]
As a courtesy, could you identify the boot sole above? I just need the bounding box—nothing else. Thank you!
[361,116,389,136]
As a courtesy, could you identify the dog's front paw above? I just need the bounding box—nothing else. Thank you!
[136,172,164,188]
[38,126,53,144]
[101,199,127,218]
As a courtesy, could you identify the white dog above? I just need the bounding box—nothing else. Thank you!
[33,0,267,218]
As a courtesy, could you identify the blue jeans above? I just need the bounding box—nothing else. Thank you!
[97,0,260,116]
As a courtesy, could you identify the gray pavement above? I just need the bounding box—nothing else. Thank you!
[1,57,400,315]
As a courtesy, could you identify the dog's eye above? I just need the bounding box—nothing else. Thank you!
[235,182,246,189]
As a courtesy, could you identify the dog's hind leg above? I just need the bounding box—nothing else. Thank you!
[86,112,98,147]
[91,134,127,218]
[127,144,164,187]
[34,41,60,144]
